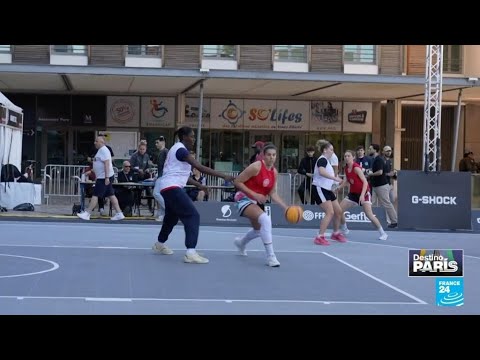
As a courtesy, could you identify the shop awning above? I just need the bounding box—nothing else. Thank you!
[1,64,480,103]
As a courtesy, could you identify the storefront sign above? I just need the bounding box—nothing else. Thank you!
[107,96,140,127]
[210,98,245,130]
[141,97,175,128]
[37,95,71,124]
[310,101,342,131]
[72,96,106,127]
[243,99,278,130]
[276,100,310,131]
[184,97,211,129]
[343,102,372,132]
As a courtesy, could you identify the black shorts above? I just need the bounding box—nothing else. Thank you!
[346,192,372,205]
[93,176,115,198]
[316,187,337,203]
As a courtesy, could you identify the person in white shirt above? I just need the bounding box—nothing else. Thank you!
[312,141,345,245]
[151,126,234,264]
[316,139,339,176]
[77,136,124,221]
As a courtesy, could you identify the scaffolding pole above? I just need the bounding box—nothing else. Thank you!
[422,45,444,172]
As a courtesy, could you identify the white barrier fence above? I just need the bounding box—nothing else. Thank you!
[42,166,294,205]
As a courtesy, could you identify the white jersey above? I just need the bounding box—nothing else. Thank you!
[330,152,339,167]
[312,155,335,191]
[93,145,114,179]
[158,142,192,190]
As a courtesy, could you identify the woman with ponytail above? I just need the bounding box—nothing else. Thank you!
[151,126,234,264]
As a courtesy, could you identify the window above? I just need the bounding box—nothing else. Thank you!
[344,45,376,64]
[443,45,462,73]
[274,45,307,63]
[202,45,236,59]
[127,45,161,57]
[0,45,11,53]
[52,45,87,55]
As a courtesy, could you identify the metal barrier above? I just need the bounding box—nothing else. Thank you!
[276,173,292,204]
[473,174,480,209]
[43,164,87,205]
[204,171,239,202]
[203,171,292,204]
[43,164,119,205]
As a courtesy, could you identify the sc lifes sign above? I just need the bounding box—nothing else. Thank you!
[398,171,471,231]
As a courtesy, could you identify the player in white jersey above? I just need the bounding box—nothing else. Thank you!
[151,126,234,264]
[312,141,345,245]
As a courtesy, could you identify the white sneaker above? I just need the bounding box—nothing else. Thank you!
[341,225,350,235]
[234,238,247,256]
[156,215,164,222]
[267,255,280,267]
[111,212,125,221]
[77,211,90,220]
[99,208,105,216]
[152,242,174,255]
[184,252,209,264]
[379,233,388,241]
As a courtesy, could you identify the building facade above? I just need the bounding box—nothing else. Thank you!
[0,45,479,175]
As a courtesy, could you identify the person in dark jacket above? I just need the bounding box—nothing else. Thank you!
[115,160,137,215]
[297,145,320,205]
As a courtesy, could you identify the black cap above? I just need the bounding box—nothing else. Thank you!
[158,136,166,141]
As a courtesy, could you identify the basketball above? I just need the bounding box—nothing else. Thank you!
[285,205,303,224]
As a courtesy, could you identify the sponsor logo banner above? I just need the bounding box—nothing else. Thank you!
[398,171,471,230]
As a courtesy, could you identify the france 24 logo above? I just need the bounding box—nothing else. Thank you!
[408,249,463,277]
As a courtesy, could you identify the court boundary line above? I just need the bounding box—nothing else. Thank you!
[321,252,428,304]
[0,295,425,305]
[0,244,428,306]
[0,242,479,261]
[0,254,60,279]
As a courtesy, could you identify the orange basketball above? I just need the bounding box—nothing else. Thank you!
[285,205,303,224]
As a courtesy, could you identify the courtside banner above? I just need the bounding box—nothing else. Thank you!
[397,171,471,231]
[195,202,387,229]
[472,210,480,232]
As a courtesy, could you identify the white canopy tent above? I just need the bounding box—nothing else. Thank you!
[0,91,23,171]
[0,92,39,210]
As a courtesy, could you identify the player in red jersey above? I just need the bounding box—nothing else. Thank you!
[233,143,289,267]
[336,150,388,241]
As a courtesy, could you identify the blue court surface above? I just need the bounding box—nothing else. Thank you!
[0,221,478,314]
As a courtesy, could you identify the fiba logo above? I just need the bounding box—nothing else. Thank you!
[303,210,315,221]
[221,205,232,218]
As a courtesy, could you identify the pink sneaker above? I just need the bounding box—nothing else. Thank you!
[331,232,347,243]
[314,235,330,246]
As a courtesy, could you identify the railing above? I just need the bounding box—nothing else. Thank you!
[43,165,119,205]
[202,45,236,60]
[43,165,88,205]
[40,165,480,209]
[344,45,376,64]
[473,174,480,209]
[126,45,162,57]
[274,45,307,63]
[50,45,87,55]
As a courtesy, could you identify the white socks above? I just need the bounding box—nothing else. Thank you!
[238,229,261,245]
[258,213,275,257]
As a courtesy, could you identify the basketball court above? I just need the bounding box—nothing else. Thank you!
[0,221,478,314]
